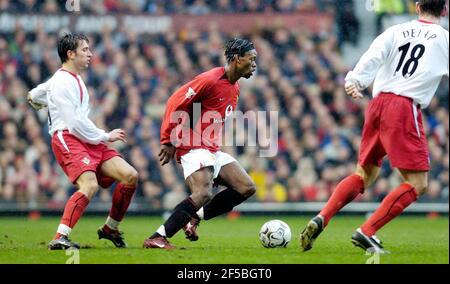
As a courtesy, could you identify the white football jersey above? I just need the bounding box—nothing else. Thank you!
[346,20,449,108]
[29,68,109,144]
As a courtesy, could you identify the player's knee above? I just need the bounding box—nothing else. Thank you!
[124,167,138,186]
[242,181,256,198]
[86,181,99,194]
[355,166,379,188]
[412,181,428,196]
[200,189,213,203]
[79,179,99,199]
[354,172,371,189]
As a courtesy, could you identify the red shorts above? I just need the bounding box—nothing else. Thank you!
[51,130,121,186]
[359,93,430,171]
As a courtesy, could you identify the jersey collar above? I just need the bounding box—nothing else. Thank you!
[417,19,437,24]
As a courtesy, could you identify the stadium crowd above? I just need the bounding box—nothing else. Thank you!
[1,0,347,14]
[0,0,448,211]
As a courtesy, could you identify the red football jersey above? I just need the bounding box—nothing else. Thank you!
[160,67,240,159]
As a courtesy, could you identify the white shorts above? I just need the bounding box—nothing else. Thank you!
[180,149,237,180]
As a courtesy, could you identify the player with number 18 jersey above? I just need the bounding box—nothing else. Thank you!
[345,18,448,170]
[300,0,448,254]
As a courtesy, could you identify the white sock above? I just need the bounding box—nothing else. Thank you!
[105,216,120,230]
[57,224,72,236]
[196,207,204,220]
[156,225,166,237]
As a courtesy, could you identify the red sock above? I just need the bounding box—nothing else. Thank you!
[54,191,89,239]
[361,183,417,236]
[109,183,136,222]
[319,174,364,226]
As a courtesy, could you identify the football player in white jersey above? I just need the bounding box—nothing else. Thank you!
[300,0,448,253]
[28,33,139,250]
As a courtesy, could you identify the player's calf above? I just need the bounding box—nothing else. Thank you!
[239,182,256,198]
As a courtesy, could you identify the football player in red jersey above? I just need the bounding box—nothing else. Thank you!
[143,38,258,249]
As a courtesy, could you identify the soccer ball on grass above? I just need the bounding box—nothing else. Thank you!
[259,220,291,248]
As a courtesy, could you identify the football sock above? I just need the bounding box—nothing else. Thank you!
[149,225,166,239]
[361,183,418,237]
[196,207,204,220]
[319,174,364,227]
[55,191,89,239]
[158,197,198,238]
[203,188,247,220]
[104,216,120,231]
[55,225,71,239]
[108,183,136,223]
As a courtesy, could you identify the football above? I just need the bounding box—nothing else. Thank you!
[259,220,292,248]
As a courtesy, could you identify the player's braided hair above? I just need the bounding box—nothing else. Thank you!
[418,0,446,17]
[224,38,255,63]
[57,33,89,63]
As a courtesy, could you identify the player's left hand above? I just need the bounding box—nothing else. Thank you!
[108,129,127,143]
[27,93,45,110]
[159,144,175,166]
[344,82,363,99]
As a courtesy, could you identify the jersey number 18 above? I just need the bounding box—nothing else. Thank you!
[394,42,425,78]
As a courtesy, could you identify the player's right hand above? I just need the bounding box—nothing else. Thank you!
[158,144,175,166]
[108,129,127,143]
[27,93,45,110]
[344,82,363,99]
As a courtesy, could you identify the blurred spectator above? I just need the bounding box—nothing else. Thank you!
[374,0,407,34]
[334,0,360,46]
[256,171,288,202]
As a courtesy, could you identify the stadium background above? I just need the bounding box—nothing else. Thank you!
[0,0,448,217]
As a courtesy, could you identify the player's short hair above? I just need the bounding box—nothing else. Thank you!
[57,33,89,63]
[224,38,255,63]
[418,0,446,17]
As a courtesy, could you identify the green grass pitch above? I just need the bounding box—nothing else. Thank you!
[0,215,447,264]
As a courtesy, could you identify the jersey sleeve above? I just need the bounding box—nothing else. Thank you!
[160,75,213,145]
[50,80,110,145]
[29,79,50,106]
[345,27,395,90]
